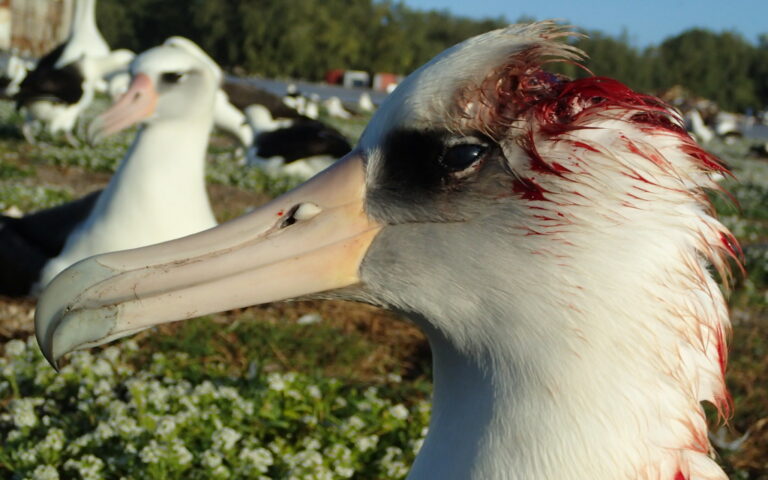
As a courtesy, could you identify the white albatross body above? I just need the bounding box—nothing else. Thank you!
[36,23,734,480]
[38,38,219,286]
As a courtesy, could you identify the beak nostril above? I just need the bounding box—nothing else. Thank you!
[280,203,322,229]
[280,204,300,228]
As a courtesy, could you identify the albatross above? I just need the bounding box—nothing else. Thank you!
[13,0,127,145]
[36,22,735,480]
[221,79,352,177]
[33,37,221,289]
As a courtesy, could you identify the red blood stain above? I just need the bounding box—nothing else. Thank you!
[720,232,743,260]
[571,141,600,153]
[715,325,729,376]
[482,62,734,201]
[680,144,729,174]
[622,171,655,186]
[513,178,547,201]
[631,111,686,135]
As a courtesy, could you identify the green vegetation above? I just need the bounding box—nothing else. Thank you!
[0,336,430,479]
[96,1,768,111]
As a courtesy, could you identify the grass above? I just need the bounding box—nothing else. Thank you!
[0,98,765,478]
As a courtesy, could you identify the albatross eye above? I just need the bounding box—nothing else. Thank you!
[161,72,184,84]
[440,144,487,172]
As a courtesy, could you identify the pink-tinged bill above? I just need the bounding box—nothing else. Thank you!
[35,153,381,367]
[88,73,158,142]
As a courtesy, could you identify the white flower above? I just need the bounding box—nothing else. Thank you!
[63,455,104,480]
[239,446,273,473]
[343,415,365,432]
[202,449,223,469]
[113,415,143,438]
[10,397,43,428]
[267,372,286,392]
[289,388,307,400]
[211,464,230,479]
[212,427,242,451]
[38,428,65,453]
[301,437,321,451]
[170,438,193,466]
[379,447,408,478]
[94,422,115,441]
[66,433,94,456]
[218,386,242,402]
[139,440,164,464]
[5,339,25,356]
[306,385,322,399]
[386,373,402,383]
[92,379,112,396]
[17,447,37,465]
[195,380,216,396]
[284,448,323,470]
[29,464,59,480]
[90,358,113,378]
[156,416,177,437]
[325,444,352,463]
[335,465,355,478]
[354,434,378,452]
[388,404,409,420]
[102,346,121,363]
[147,380,170,410]
[301,414,317,425]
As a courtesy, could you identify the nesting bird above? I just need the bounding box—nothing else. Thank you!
[36,37,222,288]
[0,37,223,297]
[14,0,133,145]
[217,81,351,178]
[37,22,735,480]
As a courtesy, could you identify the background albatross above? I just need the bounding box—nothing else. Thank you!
[36,22,735,480]
[35,37,222,288]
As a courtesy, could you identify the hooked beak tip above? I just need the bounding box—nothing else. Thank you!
[36,325,59,370]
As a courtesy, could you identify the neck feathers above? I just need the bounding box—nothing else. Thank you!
[483,69,732,480]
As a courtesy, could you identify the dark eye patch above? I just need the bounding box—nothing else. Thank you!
[380,129,450,191]
[379,129,493,193]
[161,72,184,84]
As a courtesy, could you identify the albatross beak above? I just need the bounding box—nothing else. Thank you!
[88,73,158,143]
[35,153,381,367]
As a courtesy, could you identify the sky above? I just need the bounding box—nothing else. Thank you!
[403,0,766,47]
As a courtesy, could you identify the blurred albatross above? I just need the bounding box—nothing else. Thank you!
[36,22,735,480]
[35,37,221,287]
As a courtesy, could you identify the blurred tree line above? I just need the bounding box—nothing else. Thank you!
[96,0,768,111]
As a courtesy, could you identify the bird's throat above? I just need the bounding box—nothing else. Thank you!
[406,301,727,480]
